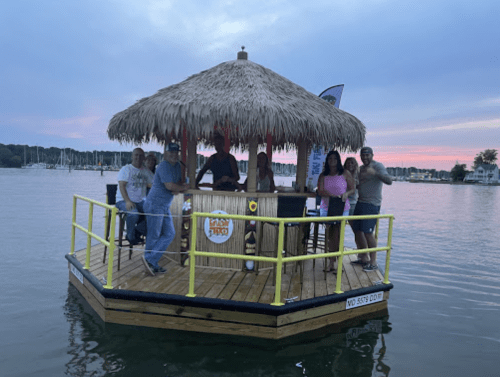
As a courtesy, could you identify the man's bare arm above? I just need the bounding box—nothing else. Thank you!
[118,181,136,210]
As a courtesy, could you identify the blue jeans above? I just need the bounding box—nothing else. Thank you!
[144,201,175,269]
[116,200,146,244]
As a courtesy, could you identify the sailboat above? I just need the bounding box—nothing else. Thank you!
[22,146,47,169]
[55,150,70,170]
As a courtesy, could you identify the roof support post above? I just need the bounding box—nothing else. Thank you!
[266,131,273,163]
[247,137,258,193]
[187,133,197,189]
[295,138,308,193]
[181,127,188,181]
[224,125,230,154]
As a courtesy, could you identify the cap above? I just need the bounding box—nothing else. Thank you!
[360,147,373,155]
[166,143,180,152]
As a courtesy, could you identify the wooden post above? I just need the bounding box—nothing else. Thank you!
[266,131,273,163]
[224,126,230,153]
[181,127,188,181]
[247,138,258,193]
[187,134,197,189]
[295,138,308,193]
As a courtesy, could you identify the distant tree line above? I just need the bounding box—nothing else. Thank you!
[3,143,495,178]
[0,143,298,174]
[0,143,137,168]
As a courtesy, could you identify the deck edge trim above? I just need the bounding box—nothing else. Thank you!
[66,254,393,316]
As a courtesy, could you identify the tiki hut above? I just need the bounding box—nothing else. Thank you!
[108,48,366,192]
[107,48,367,268]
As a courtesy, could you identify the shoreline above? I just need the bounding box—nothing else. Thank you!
[406,180,500,186]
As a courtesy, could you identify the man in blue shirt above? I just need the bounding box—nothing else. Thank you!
[142,143,189,275]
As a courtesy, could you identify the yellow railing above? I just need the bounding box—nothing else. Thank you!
[70,195,117,289]
[69,195,393,303]
[186,212,394,306]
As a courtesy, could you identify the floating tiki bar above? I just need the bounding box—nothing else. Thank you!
[66,48,394,339]
[107,47,366,268]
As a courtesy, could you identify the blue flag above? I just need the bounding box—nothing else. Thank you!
[319,84,344,108]
[306,85,345,190]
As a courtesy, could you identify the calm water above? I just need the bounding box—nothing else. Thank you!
[1,168,499,376]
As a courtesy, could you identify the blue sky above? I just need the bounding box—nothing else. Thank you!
[1,0,499,170]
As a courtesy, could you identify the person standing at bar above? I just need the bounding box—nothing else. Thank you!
[142,143,188,276]
[352,147,392,271]
[242,152,276,192]
[195,134,241,191]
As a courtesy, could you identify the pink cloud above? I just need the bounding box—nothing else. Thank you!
[231,145,490,171]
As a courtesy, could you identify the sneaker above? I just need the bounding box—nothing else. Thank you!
[154,266,167,274]
[352,258,369,265]
[141,256,155,276]
[126,236,139,246]
[363,264,379,272]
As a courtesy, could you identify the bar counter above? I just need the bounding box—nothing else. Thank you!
[169,189,316,269]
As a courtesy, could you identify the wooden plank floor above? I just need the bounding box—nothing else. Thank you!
[74,243,385,305]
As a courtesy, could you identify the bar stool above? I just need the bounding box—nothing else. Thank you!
[256,195,307,284]
[103,184,138,270]
[305,193,324,264]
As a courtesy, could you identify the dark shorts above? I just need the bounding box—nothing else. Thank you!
[352,202,380,234]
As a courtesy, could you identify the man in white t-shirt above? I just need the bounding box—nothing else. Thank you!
[116,148,153,245]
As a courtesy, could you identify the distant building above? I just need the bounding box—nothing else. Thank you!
[410,172,432,180]
[464,164,499,184]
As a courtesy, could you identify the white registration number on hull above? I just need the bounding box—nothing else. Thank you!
[71,264,84,284]
[346,292,384,309]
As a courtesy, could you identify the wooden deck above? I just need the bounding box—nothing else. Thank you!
[67,243,392,339]
[72,244,386,303]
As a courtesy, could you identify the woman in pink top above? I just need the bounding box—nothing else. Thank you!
[317,150,355,272]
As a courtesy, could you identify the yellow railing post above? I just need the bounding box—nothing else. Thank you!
[84,202,93,269]
[104,195,110,243]
[383,216,393,284]
[70,196,77,255]
[103,206,117,289]
[271,220,285,306]
[335,219,346,294]
[186,213,198,298]
[375,218,379,241]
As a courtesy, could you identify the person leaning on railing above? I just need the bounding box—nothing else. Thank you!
[195,134,241,191]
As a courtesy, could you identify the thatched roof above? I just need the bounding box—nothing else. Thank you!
[108,51,366,152]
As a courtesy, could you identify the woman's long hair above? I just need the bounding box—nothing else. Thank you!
[257,152,270,175]
[323,150,344,176]
[343,157,358,179]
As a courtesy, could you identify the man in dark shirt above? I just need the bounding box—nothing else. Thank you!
[195,134,241,191]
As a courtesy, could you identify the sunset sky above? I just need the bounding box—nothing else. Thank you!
[1,0,499,170]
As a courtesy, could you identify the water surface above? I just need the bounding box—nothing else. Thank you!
[1,168,499,376]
